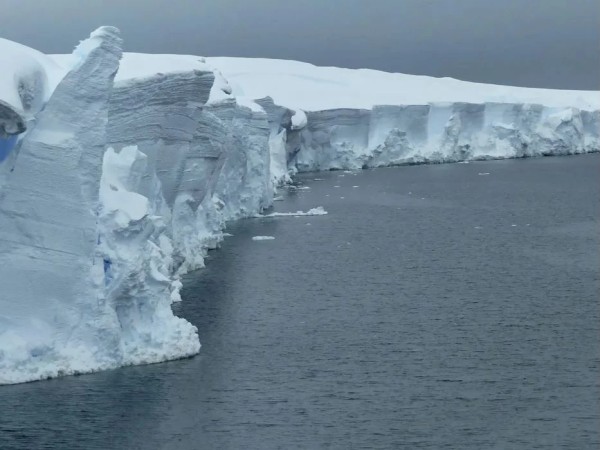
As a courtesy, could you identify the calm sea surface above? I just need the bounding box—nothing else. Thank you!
[1,154,599,449]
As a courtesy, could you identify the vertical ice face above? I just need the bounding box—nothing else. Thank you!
[0,27,122,384]
[93,54,273,370]
[254,97,294,185]
[207,57,599,171]
[209,99,272,220]
[99,146,200,366]
[282,102,599,171]
[107,64,218,271]
[107,56,272,275]
[100,60,223,357]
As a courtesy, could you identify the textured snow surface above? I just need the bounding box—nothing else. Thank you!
[0,28,598,384]
[0,38,66,139]
[0,38,65,113]
[206,57,600,111]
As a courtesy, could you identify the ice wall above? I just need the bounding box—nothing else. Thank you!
[0,29,598,384]
[207,57,599,173]
[0,35,276,383]
[0,27,122,383]
[287,102,600,172]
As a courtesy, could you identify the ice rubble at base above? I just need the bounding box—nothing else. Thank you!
[0,27,598,384]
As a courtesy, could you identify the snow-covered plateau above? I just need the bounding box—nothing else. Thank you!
[0,27,598,384]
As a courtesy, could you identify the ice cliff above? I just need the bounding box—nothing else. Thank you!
[206,57,599,171]
[0,28,598,384]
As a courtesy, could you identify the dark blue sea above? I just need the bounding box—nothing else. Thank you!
[1,154,599,449]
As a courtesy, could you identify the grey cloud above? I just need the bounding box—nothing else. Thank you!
[1,0,598,89]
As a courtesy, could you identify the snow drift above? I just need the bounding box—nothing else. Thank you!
[0,27,598,383]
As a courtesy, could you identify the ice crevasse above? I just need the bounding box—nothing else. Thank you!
[0,27,598,384]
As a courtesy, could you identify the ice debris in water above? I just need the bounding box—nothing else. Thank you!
[254,206,328,218]
[252,236,275,241]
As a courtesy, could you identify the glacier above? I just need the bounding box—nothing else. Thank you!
[0,27,598,384]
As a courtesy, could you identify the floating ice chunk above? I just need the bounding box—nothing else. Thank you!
[252,235,275,241]
[273,196,284,201]
[254,206,328,217]
[478,172,491,176]
[352,185,359,188]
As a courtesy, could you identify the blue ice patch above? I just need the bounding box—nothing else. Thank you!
[0,135,18,162]
[103,258,113,286]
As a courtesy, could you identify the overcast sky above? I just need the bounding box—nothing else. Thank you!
[1,0,598,89]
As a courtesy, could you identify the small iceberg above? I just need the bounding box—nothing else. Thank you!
[254,206,328,218]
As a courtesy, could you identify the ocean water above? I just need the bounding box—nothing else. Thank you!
[1,154,598,449]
